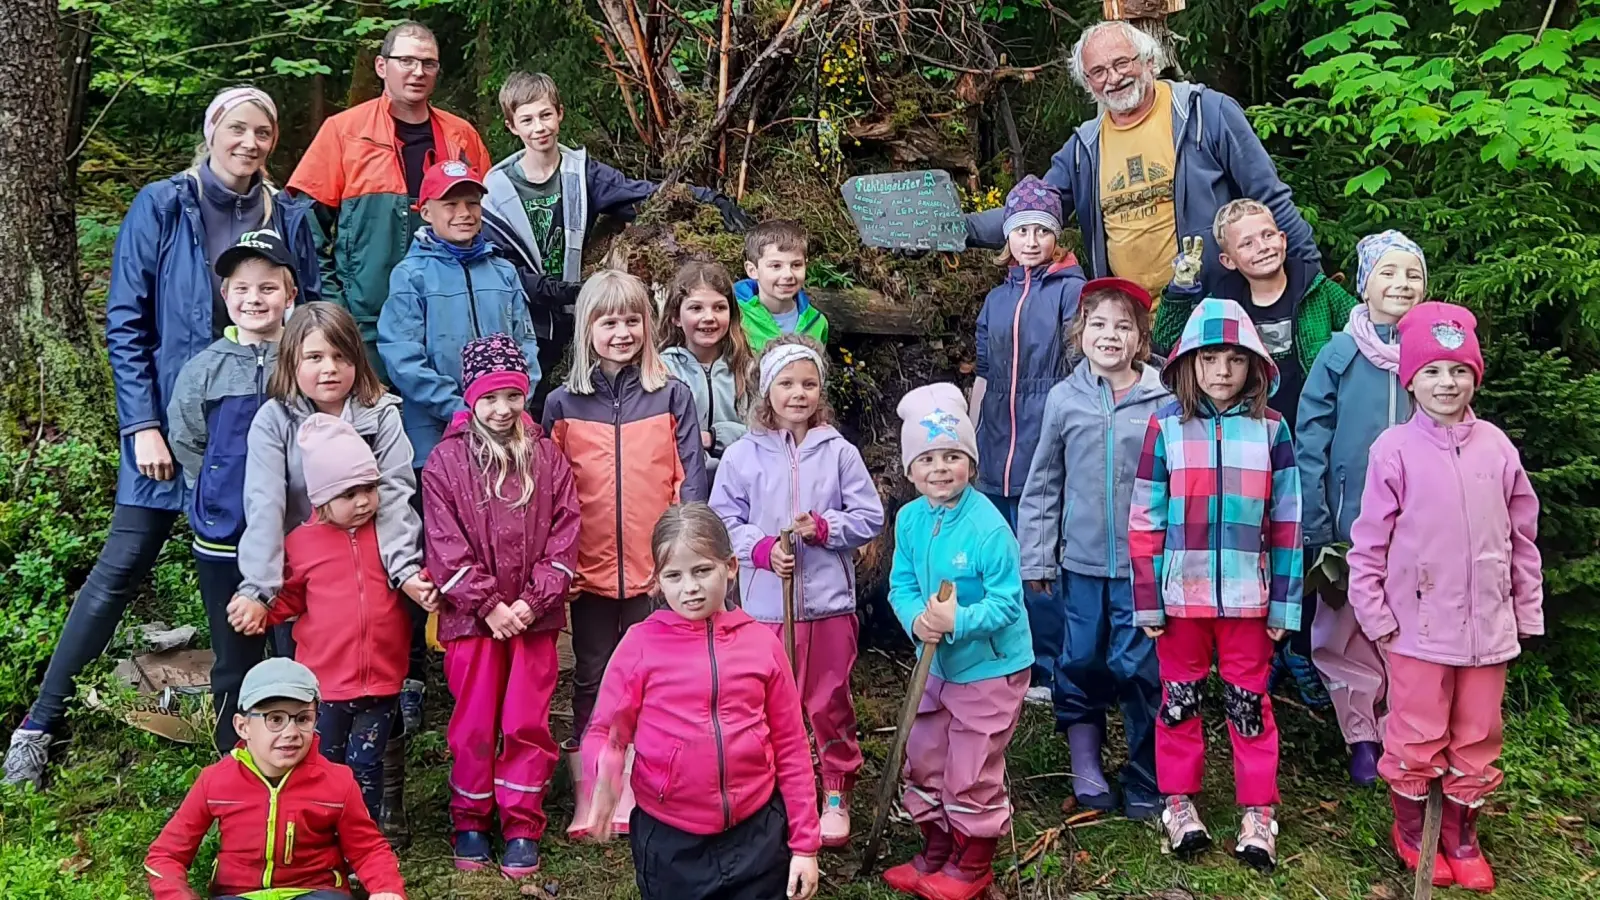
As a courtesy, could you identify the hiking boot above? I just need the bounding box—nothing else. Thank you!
[1234,806,1279,873]
[377,737,410,851]
[1273,644,1332,709]
[1161,795,1212,859]
[920,832,997,900]
[500,838,541,879]
[1349,741,1381,787]
[3,726,50,788]
[452,830,491,871]
[398,679,425,737]
[1440,797,1495,892]
[1389,790,1452,887]
[883,821,953,895]
[820,790,851,847]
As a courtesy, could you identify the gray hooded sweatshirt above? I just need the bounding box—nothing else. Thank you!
[662,345,750,474]
[1017,361,1172,580]
[237,392,424,603]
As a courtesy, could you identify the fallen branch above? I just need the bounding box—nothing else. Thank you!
[594,34,652,148]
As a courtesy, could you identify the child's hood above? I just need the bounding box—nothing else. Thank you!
[661,344,730,375]
[638,605,757,638]
[440,408,543,442]
[741,425,844,458]
[1062,356,1170,404]
[407,226,493,264]
[1161,296,1280,396]
[279,392,401,441]
[1003,253,1084,287]
[734,277,814,316]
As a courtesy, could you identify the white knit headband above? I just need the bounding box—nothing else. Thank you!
[759,344,825,396]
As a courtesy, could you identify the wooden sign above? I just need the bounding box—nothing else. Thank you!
[841,169,967,253]
[1103,0,1185,18]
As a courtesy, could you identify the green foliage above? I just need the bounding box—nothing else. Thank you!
[1254,0,1600,603]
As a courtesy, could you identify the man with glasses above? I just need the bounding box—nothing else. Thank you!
[145,659,407,900]
[289,20,492,383]
[964,19,1317,296]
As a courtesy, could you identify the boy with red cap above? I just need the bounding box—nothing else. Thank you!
[1347,302,1543,892]
[377,160,543,473]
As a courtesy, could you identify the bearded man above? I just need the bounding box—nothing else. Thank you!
[966,19,1317,296]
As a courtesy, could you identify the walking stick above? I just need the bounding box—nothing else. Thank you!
[1414,780,1444,900]
[779,529,797,672]
[858,581,954,878]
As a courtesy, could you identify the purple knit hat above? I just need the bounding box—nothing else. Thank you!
[462,334,531,408]
[1002,175,1063,236]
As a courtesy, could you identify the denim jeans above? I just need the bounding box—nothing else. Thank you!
[317,695,398,818]
[29,505,179,732]
[982,491,1060,691]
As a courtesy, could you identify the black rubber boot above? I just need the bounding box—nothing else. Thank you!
[378,735,410,851]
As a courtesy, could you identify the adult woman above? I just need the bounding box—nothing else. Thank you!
[3,86,324,785]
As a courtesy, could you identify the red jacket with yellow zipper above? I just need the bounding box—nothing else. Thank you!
[145,741,404,900]
[265,518,412,702]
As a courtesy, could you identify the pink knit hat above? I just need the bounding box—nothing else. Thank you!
[1398,302,1483,388]
[297,413,379,507]
[897,383,979,474]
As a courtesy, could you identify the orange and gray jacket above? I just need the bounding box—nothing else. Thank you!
[287,95,491,380]
[542,366,709,598]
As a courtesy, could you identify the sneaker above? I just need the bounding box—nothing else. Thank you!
[1234,806,1279,873]
[2,727,50,788]
[399,679,425,736]
[500,838,541,879]
[1023,685,1053,706]
[820,791,851,847]
[1161,795,1211,858]
[1349,741,1381,786]
[453,830,492,871]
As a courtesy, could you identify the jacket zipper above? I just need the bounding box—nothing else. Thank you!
[462,264,483,338]
[1101,382,1117,573]
[1001,268,1033,492]
[788,432,804,617]
[701,364,715,437]
[1212,417,1224,614]
[243,761,292,888]
[283,821,295,865]
[350,532,370,693]
[705,620,731,828]
[1447,427,1478,664]
[612,382,625,599]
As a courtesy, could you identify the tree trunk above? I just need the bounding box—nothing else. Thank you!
[0,0,111,446]
[346,0,383,108]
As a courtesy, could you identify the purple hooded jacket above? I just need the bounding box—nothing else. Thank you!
[710,426,885,621]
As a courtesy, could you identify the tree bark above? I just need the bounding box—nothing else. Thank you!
[0,0,109,445]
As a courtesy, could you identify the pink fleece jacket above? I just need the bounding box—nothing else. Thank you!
[581,607,822,853]
[1346,411,1543,667]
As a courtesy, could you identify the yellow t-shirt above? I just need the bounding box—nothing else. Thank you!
[1099,81,1179,297]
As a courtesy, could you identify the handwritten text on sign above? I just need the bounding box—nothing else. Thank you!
[842,170,967,252]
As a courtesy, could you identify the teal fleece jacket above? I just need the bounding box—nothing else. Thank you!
[888,485,1032,684]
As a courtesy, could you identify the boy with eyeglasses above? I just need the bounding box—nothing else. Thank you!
[145,658,407,900]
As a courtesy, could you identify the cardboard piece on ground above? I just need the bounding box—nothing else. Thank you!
[89,648,216,745]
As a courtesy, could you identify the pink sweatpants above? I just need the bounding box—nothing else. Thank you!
[1311,595,1389,745]
[902,670,1028,838]
[444,630,560,839]
[764,614,862,791]
[1381,652,1506,805]
[1155,617,1280,807]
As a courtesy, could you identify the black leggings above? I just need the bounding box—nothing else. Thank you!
[196,556,269,753]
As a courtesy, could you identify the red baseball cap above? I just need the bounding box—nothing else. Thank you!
[417,159,487,206]
[1080,276,1153,311]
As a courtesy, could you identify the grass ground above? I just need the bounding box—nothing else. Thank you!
[2,650,1597,900]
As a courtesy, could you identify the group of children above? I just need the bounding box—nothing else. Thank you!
[976,177,1542,891]
[135,74,1540,900]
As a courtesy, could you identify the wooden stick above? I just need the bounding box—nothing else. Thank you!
[594,35,651,148]
[622,0,669,134]
[858,581,954,877]
[1415,780,1444,899]
[780,529,797,672]
[717,0,733,172]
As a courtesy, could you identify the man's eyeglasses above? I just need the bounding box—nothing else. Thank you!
[248,709,318,733]
[1086,55,1141,85]
[384,55,441,75]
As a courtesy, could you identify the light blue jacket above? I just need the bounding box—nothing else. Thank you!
[965,81,1317,296]
[1295,327,1412,547]
[377,230,542,467]
[888,486,1032,684]
[1017,362,1172,581]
